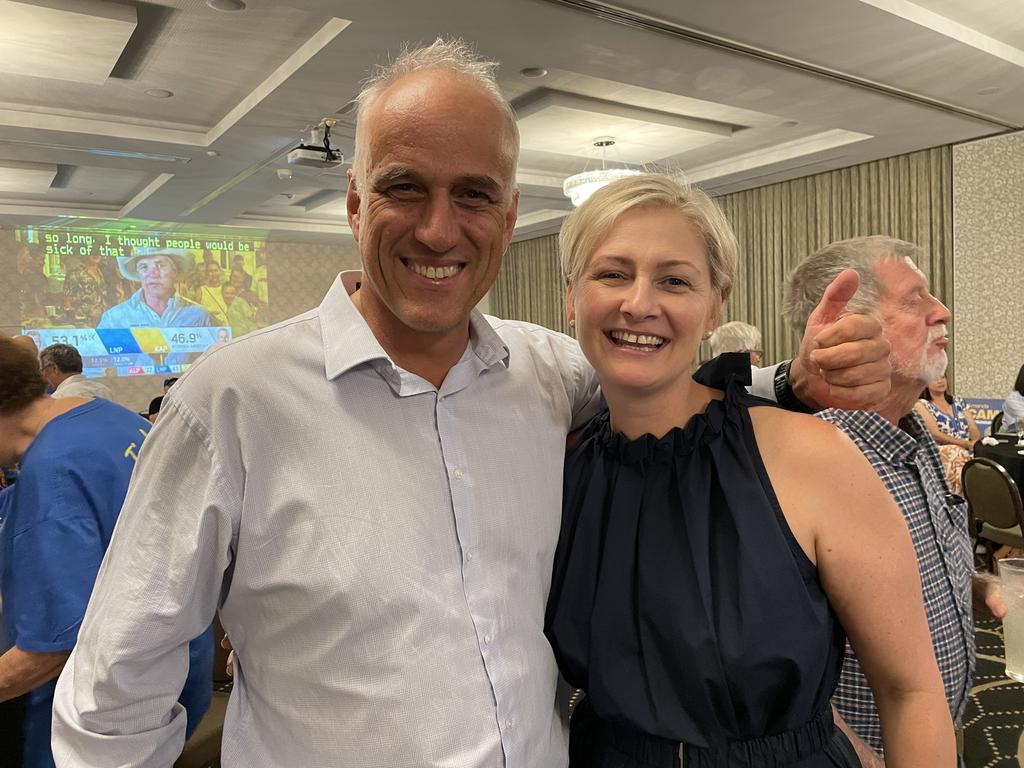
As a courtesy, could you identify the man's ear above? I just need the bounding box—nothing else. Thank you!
[346,168,361,243]
[501,188,520,250]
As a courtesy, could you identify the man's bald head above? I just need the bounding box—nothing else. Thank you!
[352,37,519,191]
[10,334,39,355]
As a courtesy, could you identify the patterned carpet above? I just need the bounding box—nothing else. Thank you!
[963,617,1024,767]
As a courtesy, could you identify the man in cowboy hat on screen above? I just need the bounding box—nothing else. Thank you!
[98,248,212,328]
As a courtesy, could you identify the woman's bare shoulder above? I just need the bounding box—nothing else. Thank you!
[747,406,852,463]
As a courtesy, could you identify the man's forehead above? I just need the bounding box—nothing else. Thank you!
[876,255,927,292]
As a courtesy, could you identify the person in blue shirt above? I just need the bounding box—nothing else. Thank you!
[0,336,213,768]
[97,248,212,328]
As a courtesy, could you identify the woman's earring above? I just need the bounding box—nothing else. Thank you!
[703,330,712,340]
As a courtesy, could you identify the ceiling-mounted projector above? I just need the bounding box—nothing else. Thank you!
[287,120,344,168]
[287,146,344,168]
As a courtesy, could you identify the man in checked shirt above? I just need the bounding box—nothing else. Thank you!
[784,235,1006,768]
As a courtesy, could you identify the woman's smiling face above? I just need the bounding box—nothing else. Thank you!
[567,205,721,400]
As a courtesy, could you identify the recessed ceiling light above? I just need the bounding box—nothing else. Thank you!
[976,86,1001,96]
[145,88,174,99]
[206,0,246,10]
[520,67,548,79]
[206,150,219,157]
[276,168,293,180]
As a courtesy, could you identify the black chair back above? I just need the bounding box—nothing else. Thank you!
[991,411,1005,434]
[962,457,1024,530]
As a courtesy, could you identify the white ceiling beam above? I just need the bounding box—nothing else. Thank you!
[682,130,873,183]
[857,0,1024,68]
[205,17,352,145]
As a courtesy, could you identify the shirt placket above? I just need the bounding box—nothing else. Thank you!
[433,392,516,765]
[920,455,975,718]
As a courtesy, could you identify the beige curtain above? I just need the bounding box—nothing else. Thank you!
[718,146,953,373]
[491,146,953,376]
[490,234,569,335]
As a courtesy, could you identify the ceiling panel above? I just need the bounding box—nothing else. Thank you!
[516,89,734,163]
[0,0,1020,242]
[0,0,329,125]
[0,159,56,192]
[0,0,136,84]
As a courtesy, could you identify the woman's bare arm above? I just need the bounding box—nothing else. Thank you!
[754,409,956,768]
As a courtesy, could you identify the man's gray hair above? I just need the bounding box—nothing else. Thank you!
[39,343,83,374]
[709,321,762,357]
[352,37,520,188]
[783,235,924,333]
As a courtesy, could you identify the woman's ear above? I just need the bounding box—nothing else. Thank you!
[705,296,723,339]
[566,282,577,331]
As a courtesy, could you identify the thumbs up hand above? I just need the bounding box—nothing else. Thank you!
[789,269,892,411]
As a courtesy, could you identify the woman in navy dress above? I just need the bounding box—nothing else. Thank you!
[544,174,954,767]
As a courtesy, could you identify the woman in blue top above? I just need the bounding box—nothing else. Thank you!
[544,174,953,767]
[914,375,979,449]
[913,375,979,493]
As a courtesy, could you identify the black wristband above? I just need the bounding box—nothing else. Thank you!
[773,360,817,414]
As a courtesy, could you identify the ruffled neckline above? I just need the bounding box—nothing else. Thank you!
[583,353,753,464]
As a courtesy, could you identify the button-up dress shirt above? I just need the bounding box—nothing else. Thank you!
[817,408,974,754]
[51,373,113,401]
[52,272,600,768]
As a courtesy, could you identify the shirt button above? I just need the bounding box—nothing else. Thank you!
[484,633,492,644]
[453,469,464,480]
[465,551,473,561]
[505,719,513,728]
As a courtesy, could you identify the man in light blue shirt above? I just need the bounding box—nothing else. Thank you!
[98,249,211,328]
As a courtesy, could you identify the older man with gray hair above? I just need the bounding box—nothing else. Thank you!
[708,320,763,366]
[784,234,1004,768]
[39,343,112,401]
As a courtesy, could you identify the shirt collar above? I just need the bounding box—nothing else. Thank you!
[823,407,927,465]
[129,288,180,313]
[320,271,510,381]
[53,374,84,394]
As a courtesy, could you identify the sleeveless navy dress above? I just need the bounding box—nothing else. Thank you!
[544,354,860,768]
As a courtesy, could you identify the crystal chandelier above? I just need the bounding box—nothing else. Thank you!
[562,138,642,207]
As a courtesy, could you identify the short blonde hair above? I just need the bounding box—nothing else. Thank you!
[559,174,738,301]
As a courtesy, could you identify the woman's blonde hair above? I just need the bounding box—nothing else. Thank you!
[559,173,738,301]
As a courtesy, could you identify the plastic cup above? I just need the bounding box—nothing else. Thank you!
[1000,558,1024,682]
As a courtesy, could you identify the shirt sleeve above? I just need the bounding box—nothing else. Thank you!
[557,334,602,431]
[51,397,239,768]
[7,490,105,653]
[748,361,782,401]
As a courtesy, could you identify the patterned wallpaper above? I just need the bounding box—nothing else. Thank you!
[952,131,1024,399]
[1,231,361,411]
